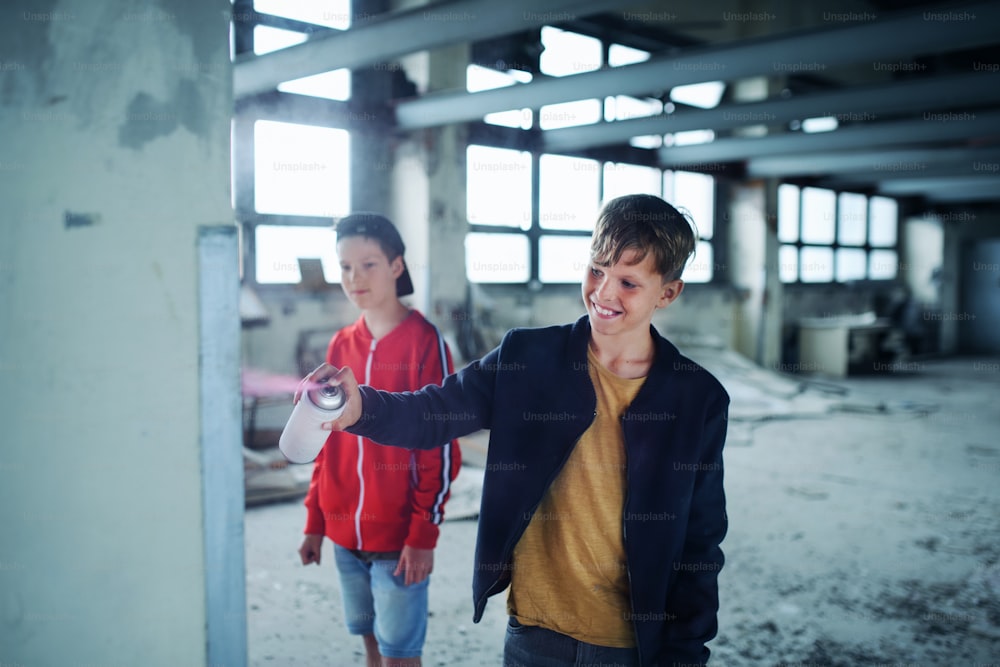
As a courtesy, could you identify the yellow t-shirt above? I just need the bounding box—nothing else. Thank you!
[507,346,645,647]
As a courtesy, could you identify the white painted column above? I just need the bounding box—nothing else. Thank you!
[0,0,236,664]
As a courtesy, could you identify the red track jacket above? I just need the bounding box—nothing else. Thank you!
[303,310,461,551]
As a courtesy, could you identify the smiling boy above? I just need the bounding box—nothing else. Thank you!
[303,195,729,666]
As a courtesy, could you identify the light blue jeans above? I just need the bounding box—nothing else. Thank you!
[333,544,429,659]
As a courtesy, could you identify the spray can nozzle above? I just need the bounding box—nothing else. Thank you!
[279,376,347,463]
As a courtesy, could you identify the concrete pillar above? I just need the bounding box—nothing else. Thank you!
[389,31,469,335]
[727,182,766,358]
[0,1,236,665]
[760,179,784,368]
[725,72,783,367]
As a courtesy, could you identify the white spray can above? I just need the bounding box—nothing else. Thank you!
[279,378,346,464]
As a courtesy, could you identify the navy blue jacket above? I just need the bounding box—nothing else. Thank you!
[348,315,729,666]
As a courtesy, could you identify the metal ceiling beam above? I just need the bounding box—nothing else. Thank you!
[234,0,623,98]
[820,164,1000,193]
[924,187,1000,202]
[395,0,1000,129]
[876,175,1000,196]
[657,112,1000,166]
[544,72,1000,152]
[748,146,1000,178]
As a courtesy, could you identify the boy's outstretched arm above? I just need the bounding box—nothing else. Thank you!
[304,345,498,449]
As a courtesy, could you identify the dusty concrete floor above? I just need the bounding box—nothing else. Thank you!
[245,355,1000,666]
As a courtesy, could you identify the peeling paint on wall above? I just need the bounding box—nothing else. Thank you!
[0,0,57,107]
[118,78,207,150]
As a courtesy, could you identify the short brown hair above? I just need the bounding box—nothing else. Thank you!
[590,194,697,281]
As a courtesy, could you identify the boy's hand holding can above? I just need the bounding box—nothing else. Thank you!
[293,362,363,433]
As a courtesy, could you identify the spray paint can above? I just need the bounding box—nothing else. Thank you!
[279,379,346,464]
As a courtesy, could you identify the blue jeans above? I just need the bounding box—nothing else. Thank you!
[333,544,429,659]
[503,617,641,667]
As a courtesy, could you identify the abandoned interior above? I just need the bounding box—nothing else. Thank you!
[1,0,999,665]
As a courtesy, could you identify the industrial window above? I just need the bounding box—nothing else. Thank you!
[254,120,351,218]
[246,121,351,286]
[466,65,533,130]
[253,0,351,29]
[462,28,723,287]
[464,145,532,284]
[254,225,340,285]
[465,233,530,283]
[466,145,532,230]
[252,13,350,101]
[234,3,355,288]
[604,44,663,135]
[666,171,715,284]
[536,27,602,131]
[603,163,662,201]
[778,184,899,283]
[539,154,600,231]
[466,145,716,285]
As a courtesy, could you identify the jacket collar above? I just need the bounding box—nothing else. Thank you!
[569,314,680,366]
[567,314,682,398]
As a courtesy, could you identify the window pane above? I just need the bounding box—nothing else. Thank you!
[800,187,836,244]
[681,240,714,283]
[252,27,352,100]
[605,95,662,122]
[466,145,532,229]
[778,183,799,243]
[800,246,834,283]
[538,154,599,231]
[467,65,533,129]
[467,64,532,92]
[608,43,650,67]
[279,69,351,101]
[838,192,867,246]
[253,25,307,55]
[254,0,351,29]
[254,120,350,217]
[539,236,592,283]
[802,116,839,133]
[539,99,603,130]
[465,233,530,283]
[669,81,726,109]
[254,225,340,284]
[540,26,602,76]
[779,244,798,283]
[630,135,663,149]
[603,163,662,203]
[666,129,715,146]
[869,196,898,247]
[835,247,867,282]
[673,171,714,239]
[869,249,899,280]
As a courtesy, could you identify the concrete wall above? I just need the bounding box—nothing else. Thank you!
[0,0,233,664]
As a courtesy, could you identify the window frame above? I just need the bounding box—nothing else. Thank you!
[777,184,900,284]
[233,2,367,291]
[464,139,721,287]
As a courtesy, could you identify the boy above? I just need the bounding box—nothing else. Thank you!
[296,212,461,667]
[304,195,728,666]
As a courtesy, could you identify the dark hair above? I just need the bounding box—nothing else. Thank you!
[590,194,697,281]
[333,212,414,297]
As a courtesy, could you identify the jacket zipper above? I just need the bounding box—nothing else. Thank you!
[621,415,643,666]
[354,338,377,549]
